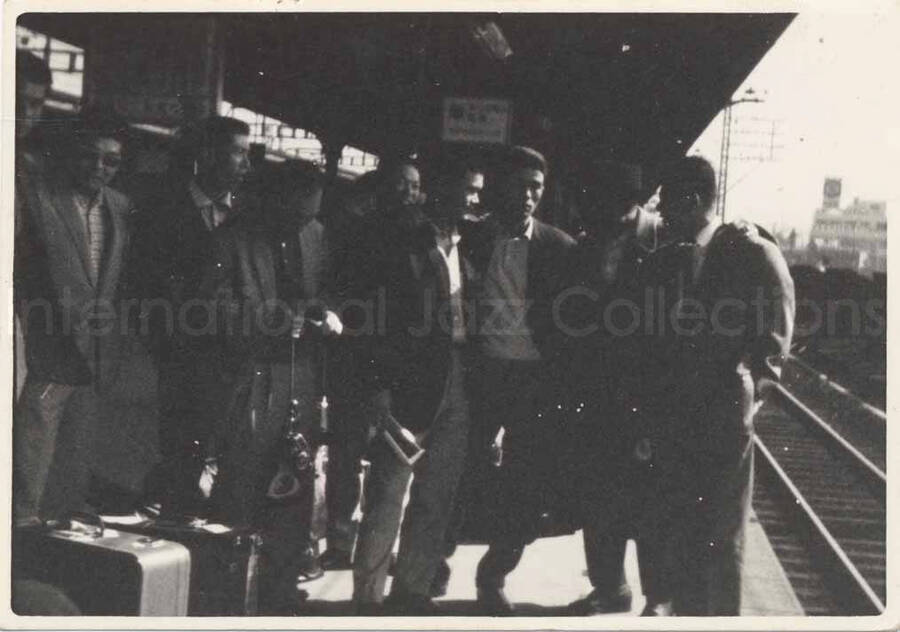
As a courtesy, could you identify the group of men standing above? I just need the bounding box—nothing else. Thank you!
[13,48,795,617]
[327,143,794,617]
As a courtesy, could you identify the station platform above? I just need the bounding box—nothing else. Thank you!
[300,509,803,617]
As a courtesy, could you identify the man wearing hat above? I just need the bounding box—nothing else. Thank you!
[558,161,676,616]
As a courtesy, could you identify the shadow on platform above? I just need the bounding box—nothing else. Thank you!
[298,599,573,617]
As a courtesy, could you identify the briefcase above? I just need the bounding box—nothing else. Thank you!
[12,522,190,616]
[115,518,260,616]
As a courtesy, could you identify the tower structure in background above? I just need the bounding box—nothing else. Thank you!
[808,177,886,275]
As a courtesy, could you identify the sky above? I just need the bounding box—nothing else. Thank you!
[688,7,900,239]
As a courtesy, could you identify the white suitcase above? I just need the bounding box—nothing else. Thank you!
[13,522,191,616]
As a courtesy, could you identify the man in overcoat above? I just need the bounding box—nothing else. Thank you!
[14,112,157,523]
[132,116,252,500]
[350,157,482,615]
[651,155,795,615]
[202,162,342,614]
[559,161,676,616]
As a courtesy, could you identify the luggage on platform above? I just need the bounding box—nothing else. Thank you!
[12,518,191,616]
[115,517,261,616]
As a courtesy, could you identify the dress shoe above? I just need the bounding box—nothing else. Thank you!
[429,559,451,598]
[568,585,633,615]
[319,548,352,571]
[383,590,441,616]
[296,545,325,582]
[640,600,673,616]
[476,585,515,616]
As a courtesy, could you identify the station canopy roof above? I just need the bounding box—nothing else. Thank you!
[19,12,794,174]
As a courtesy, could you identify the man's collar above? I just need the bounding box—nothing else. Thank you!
[522,217,535,240]
[495,216,534,240]
[189,179,232,210]
[73,186,104,210]
[693,217,721,249]
[443,228,462,246]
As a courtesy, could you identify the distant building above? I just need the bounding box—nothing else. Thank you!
[807,178,886,275]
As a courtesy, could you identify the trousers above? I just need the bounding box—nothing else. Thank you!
[673,440,753,616]
[14,380,96,522]
[470,357,552,588]
[352,349,469,604]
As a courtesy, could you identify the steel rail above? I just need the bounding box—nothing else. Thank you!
[788,354,886,422]
[753,435,885,615]
[771,383,886,493]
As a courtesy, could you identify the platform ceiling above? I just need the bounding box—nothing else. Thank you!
[20,12,794,173]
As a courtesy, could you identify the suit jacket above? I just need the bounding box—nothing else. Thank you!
[206,216,334,363]
[15,171,160,492]
[649,221,795,459]
[199,215,334,463]
[459,216,577,363]
[15,172,134,390]
[358,212,477,433]
[131,184,256,364]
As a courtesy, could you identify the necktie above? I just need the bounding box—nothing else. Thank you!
[86,199,105,285]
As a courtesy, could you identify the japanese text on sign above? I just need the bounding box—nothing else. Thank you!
[442,97,511,144]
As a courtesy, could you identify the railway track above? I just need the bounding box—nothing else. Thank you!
[752,372,886,615]
[794,340,886,410]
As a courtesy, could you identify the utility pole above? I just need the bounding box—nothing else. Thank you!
[716,89,764,219]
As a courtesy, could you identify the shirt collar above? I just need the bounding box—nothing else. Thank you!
[441,226,461,246]
[73,187,105,212]
[189,179,232,210]
[522,218,535,240]
[693,217,721,250]
[496,216,534,241]
[434,224,461,253]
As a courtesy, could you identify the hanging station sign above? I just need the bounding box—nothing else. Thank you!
[442,97,512,144]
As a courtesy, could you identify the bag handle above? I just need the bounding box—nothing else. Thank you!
[44,511,106,539]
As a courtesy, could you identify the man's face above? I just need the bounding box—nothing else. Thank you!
[74,136,123,195]
[459,171,484,211]
[431,170,484,223]
[658,184,699,239]
[387,165,422,207]
[208,133,251,193]
[16,80,49,140]
[284,184,324,224]
[498,167,544,226]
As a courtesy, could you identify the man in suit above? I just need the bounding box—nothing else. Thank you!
[14,50,53,402]
[560,162,677,616]
[320,157,425,572]
[461,146,576,615]
[202,162,342,614]
[350,157,482,615]
[134,116,252,504]
[652,156,794,615]
[13,112,152,524]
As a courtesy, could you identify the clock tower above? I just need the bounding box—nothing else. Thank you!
[823,177,842,210]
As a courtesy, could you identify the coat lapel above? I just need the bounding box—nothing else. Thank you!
[39,175,92,284]
[97,189,129,301]
[427,248,451,298]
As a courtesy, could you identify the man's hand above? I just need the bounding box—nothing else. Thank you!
[490,427,505,467]
[322,310,344,336]
[293,310,344,338]
[198,459,219,499]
